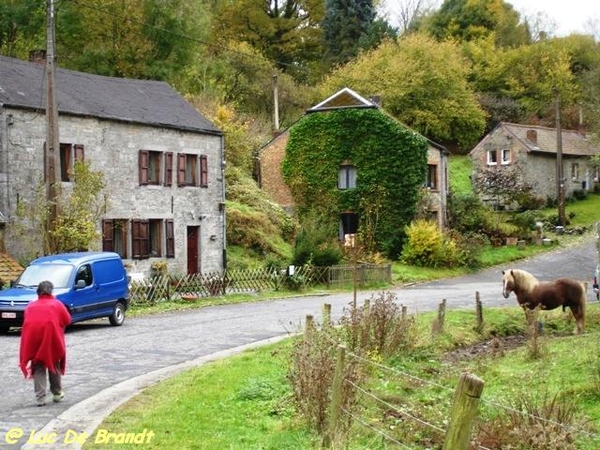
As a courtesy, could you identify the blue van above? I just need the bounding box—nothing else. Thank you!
[0,252,130,333]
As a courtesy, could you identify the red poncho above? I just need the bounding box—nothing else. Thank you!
[19,294,72,378]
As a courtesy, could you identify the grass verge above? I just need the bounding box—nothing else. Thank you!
[85,303,600,450]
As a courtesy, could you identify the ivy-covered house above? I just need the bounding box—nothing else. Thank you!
[257,88,449,259]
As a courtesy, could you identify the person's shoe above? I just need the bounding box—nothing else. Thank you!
[53,392,64,403]
[37,399,46,407]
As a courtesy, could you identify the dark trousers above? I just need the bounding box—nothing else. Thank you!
[32,361,62,402]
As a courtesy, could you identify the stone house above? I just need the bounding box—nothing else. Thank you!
[469,122,600,208]
[257,87,449,230]
[0,55,225,276]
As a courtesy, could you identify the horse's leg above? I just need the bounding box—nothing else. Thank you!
[570,289,586,334]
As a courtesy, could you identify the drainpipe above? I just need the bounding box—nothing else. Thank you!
[220,134,227,270]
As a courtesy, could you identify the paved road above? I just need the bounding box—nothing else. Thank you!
[1,234,597,449]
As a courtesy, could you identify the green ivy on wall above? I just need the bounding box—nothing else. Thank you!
[282,108,428,259]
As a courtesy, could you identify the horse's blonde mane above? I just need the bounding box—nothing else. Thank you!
[508,269,539,292]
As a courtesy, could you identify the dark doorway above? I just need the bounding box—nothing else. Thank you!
[187,226,199,274]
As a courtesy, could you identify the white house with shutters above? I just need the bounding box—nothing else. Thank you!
[0,54,225,276]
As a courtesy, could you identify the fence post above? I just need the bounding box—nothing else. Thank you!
[322,304,331,328]
[475,291,483,333]
[437,299,447,333]
[442,372,485,450]
[327,344,346,448]
[305,315,314,341]
[401,305,407,320]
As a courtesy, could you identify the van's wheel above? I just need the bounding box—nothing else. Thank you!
[109,302,125,326]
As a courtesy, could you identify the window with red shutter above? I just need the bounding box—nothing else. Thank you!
[200,155,208,187]
[166,219,175,258]
[139,150,149,185]
[165,152,173,186]
[74,144,85,162]
[177,154,186,186]
[102,219,129,258]
[102,220,114,251]
[132,219,150,259]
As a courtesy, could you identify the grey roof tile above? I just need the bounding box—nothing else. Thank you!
[0,55,220,135]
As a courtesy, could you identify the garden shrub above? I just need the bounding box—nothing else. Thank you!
[292,214,342,267]
[401,219,466,268]
[447,192,493,234]
[572,189,587,200]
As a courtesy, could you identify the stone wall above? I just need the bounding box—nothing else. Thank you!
[0,107,225,275]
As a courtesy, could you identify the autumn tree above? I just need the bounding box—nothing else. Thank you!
[473,164,537,210]
[15,161,107,257]
[54,0,210,84]
[0,0,45,58]
[317,34,486,151]
[212,0,326,83]
[425,0,530,48]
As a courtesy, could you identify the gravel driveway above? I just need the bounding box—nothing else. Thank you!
[1,233,597,450]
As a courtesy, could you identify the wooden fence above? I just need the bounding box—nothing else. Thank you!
[128,263,391,305]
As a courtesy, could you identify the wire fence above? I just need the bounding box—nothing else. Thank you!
[301,299,600,450]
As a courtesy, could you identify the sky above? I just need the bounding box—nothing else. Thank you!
[506,0,600,36]
[381,0,600,38]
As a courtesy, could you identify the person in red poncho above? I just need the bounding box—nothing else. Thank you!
[19,280,71,406]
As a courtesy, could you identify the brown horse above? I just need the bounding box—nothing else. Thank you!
[502,269,586,334]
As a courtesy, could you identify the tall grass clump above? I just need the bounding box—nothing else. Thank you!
[477,391,585,450]
[287,291,418,444]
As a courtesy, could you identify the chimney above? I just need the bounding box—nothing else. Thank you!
[369,95,382,107]
[526,129,537,145]
[29,49,47,64]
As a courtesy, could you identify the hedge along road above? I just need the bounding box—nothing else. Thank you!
[0,234,597,450]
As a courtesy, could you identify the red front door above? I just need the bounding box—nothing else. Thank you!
[187,226,199,274]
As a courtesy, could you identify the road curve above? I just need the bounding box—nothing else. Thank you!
[1,233,597,449]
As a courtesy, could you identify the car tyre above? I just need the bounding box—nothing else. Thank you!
[109,302,125,326]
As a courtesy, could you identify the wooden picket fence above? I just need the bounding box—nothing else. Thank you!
[128,263,391,305]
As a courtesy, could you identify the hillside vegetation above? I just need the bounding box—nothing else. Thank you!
[3,1,600,266]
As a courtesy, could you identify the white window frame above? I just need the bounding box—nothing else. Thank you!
[501,148,511,165]
[338,164,357,189]
[487,150,497,165]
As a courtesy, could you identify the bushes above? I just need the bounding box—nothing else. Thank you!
[292,214,342,267]
[401,219,475,268]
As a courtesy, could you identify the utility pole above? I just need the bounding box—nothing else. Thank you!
[272,74,280,132]
[555,90,565,227]
[45,0,60,251]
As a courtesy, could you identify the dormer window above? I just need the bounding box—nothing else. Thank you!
[338,162,356,189]
[501,148,511,165]
[487,149,498,165]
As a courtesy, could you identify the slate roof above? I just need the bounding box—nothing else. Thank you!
[495,122,598,157]
[0,55,220,135]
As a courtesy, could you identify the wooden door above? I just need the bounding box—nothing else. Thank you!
[187,226,199,274]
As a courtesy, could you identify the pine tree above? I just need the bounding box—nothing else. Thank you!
[322,0,375,67]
